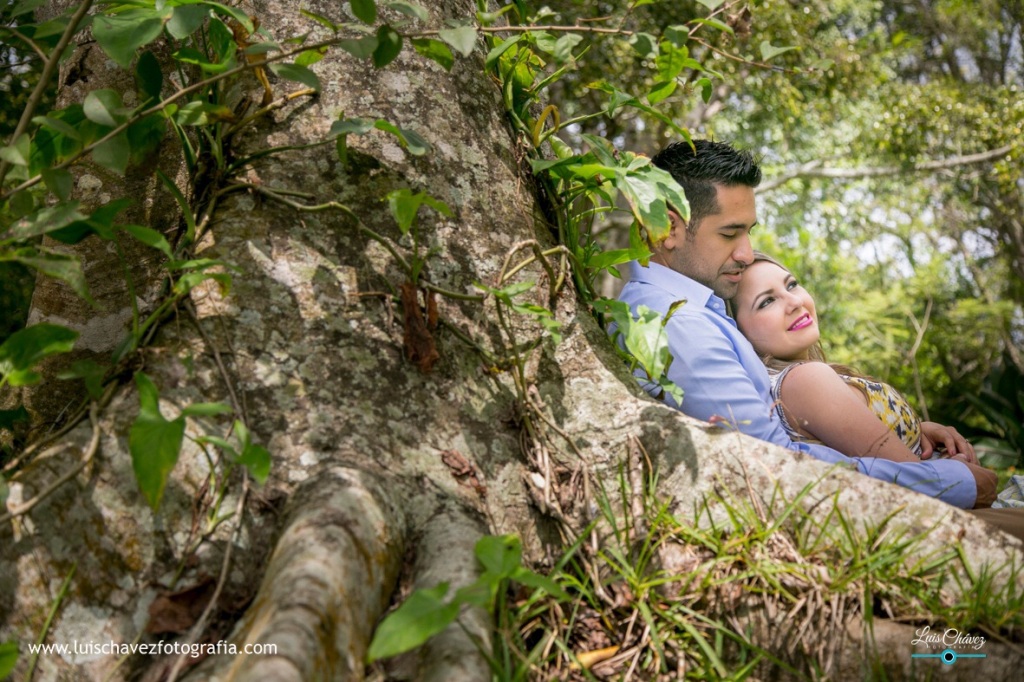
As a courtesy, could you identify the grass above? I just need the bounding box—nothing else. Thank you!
[496,468,1024,680]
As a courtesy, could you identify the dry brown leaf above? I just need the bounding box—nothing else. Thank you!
[571,644,620,670]
[441,449,486,497]
[401,282,439,373]
[146,578,216,634]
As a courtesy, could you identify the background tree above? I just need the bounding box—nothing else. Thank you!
[544,0,1024,465]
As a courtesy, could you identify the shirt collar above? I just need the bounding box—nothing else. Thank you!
[626,260,727,312]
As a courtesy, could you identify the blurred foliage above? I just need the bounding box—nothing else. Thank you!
[0,0,51,342]
[546,0,1023,463]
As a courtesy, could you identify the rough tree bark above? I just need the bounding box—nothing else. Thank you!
[2,1,1023,680]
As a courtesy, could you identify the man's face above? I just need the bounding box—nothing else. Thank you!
[660,184,757,300]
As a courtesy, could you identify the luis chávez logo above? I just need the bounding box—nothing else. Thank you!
[910,626,987,666]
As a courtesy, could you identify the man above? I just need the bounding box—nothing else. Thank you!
[618,139,1000,512]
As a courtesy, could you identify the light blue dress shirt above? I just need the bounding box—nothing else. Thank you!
[617,260,977,509]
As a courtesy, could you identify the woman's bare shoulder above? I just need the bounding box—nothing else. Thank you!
[778,362,848,401]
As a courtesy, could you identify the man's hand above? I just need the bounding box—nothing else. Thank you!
[965,462,997,508]
[920,422,977,464]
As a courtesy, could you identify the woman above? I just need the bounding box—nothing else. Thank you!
[730,252,977,465]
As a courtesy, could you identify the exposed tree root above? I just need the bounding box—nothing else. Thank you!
[381,503,493,681]
[186,466,405,681]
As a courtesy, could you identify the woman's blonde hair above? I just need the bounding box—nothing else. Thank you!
[732,252,863,377]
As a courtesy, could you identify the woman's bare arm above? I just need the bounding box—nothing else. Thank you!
[777,362,921,462]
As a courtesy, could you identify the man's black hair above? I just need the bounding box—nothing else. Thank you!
[651,139,762,233]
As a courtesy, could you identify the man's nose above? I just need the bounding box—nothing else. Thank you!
[734,234,754,265]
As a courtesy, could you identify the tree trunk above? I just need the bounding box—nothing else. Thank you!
[2,1,1023,680]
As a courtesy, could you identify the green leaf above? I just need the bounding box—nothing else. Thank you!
[92,130,131,175]
[168,4,209,39]
[655,41,688,82]
[41,168,74,201]
[194,435,236,454]
[268,63,321,91]
[330,116,374,164]
[129,372,186,510]
[616,159,689,244]
[173,39,235,73]
[0,406,30,431]
[247,39,280,53]
[351,0,377,24]
[697,76,713,103]
[173,101,212,126]
[608,302,676,379]
[411,38,454,71]
[475,534,522,578]
[127,114,167,165]
[0,640,18,680]
[239,442,271,484]
[484,34,521,71]
[295,47,328,67]
[299,9,339,31]
[474,280,535,303]
[8,202,86,240]
[511,566,570,600]
[0,134,31,166]
[93,10,167,68]
[373,120,432,155]
[10,0,46,17]
[29,15,71,40]
[56,359,107,399]
[13,250,92,302]
[207,17,237,63]
[689,17,733,36]
[84,89,127,127]
[387,189,452,234]
[647,80,676,105]
[628,32,657,58]
[759,41,799,61]
[329,117,377,137]
[387,1,429,21]
[0,324,78,387]
[372,25,403,67]
[438,26,477,58]
[663,25,689,48]
[551,33,583,63]
[179,402,233,417]
[587,245,651,274]
[173,270,232,296]
[136,51,163,102]
[366,583,459,662]
[32,115,82,141]
[72,197,132,242]
[695,0,725,9]
[7,189,34,218]
[338,35,379,59]
[204,2,253,32]
[121,224,172,258]
[510,301,562,343]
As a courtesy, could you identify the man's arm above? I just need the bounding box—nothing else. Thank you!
[658,313,979,509]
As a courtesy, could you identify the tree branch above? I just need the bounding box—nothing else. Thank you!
[0,0,94,187]
[757,145,1015,193]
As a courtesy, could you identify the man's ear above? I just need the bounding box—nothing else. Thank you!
[663,210,688,249]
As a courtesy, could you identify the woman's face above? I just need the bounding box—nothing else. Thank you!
[734,261,819,361]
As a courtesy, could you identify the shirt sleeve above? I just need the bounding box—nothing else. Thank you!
[656,312,978,509]
[659,311,784,437]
